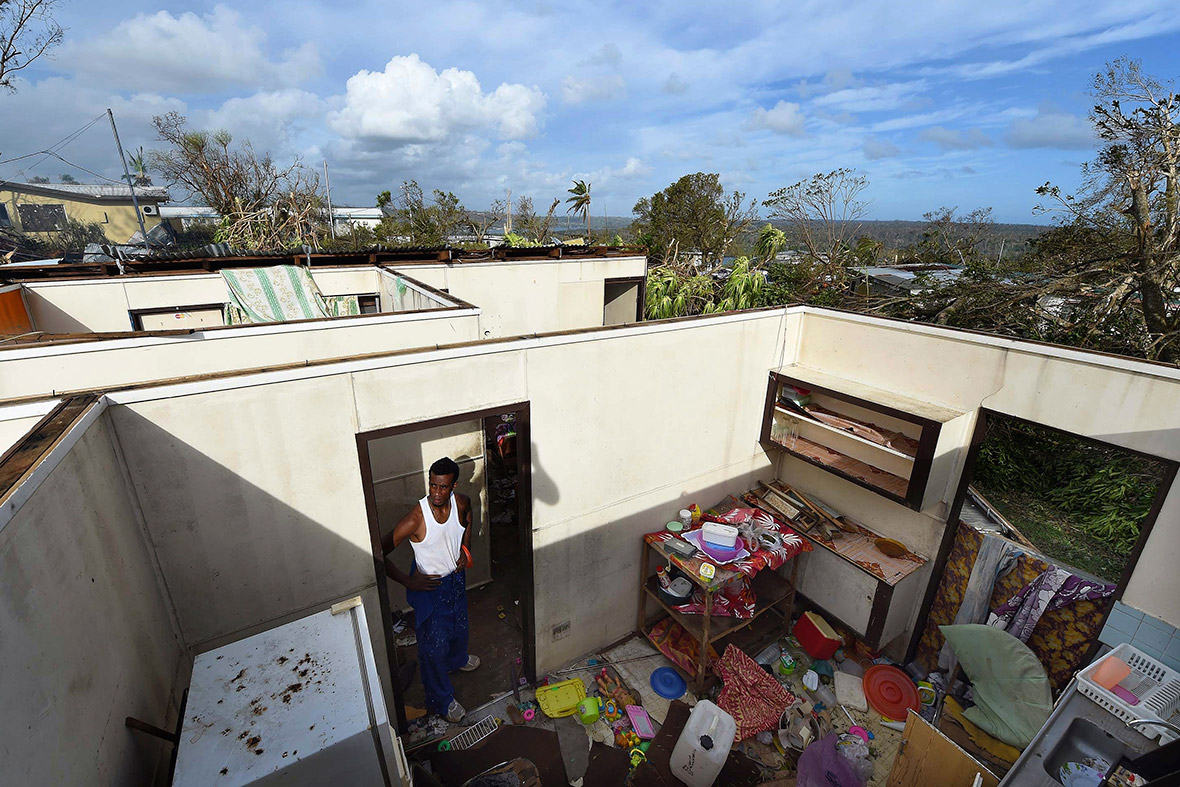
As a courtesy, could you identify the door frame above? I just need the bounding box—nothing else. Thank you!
[355,402,534,733]
[603,275,646,324]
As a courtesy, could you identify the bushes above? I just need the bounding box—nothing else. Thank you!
[976,418,1163,556]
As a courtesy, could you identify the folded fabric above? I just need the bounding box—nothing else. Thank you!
[715,644,797,741]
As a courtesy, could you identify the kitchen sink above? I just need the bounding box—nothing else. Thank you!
[1043,717,1128,783]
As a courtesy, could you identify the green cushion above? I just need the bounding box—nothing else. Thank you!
[940,624,1053,749]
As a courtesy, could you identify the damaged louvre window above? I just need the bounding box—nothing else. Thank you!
[16,203,67,232]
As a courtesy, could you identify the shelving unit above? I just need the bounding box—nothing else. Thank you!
[636,535,799,692]
[760,366,965,510]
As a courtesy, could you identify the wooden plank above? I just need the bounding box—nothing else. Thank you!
[887,711,999,787]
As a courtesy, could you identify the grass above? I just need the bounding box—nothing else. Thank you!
[978,486,1127,583]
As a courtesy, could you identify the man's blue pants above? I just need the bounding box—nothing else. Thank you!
[405,568,469,715]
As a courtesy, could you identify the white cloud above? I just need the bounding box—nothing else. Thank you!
[329,54,546,144]
[56,6,320,92]
[813,80,927,113]
[918,126,993,151]
[562,74,627,104]
[863,137,901,160]
[1005,108,1095,149]
[746,101,806,136]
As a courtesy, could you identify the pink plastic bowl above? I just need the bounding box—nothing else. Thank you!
[699,539,743,562]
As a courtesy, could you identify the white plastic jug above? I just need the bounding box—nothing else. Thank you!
[669,700,736,786]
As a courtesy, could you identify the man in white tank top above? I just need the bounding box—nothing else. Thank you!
[381,457,480,723]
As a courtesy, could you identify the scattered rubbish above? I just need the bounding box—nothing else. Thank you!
[795,612,842,660]
[834,671,868,712]
[395,632,417,647]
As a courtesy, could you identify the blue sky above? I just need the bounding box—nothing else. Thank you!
[2,1,1179,223]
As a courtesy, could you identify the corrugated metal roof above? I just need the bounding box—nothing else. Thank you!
[1,181,170,201]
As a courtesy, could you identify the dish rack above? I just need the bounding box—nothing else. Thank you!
[1077,643,1180,744]
[447,715,500,750]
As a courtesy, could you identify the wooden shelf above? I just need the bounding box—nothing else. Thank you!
[642,568,793,645]
[774,405,915,461]
[771,433,910,500]
[771,364,964,424]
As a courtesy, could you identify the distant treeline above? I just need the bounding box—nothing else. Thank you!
[584,215,1051,260]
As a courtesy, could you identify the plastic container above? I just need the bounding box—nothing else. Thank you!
[698,540,743,563]
[577,697,600,724]
[658,577,693,606]
[666,520,684,534]
[669,700,736,787]
[794,612,842,660]
[1077,643,1180,744]
[1092,655,1132,690]
[702,522,738,548]
[679,509,693,527]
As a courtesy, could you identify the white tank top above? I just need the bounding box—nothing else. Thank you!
[410,493,464,577]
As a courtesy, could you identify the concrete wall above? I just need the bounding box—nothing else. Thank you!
[0,187,164,244]
[0,408,184,785]
[792,309,1180,629]
[395,255,647,337]
[0,309,481,400]
[104,308,796,678]
[22,268,431,334]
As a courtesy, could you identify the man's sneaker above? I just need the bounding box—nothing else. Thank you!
[459,655,481,672]
[445,699,465,723]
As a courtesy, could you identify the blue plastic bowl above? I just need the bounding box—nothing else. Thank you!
[650,667,688,699]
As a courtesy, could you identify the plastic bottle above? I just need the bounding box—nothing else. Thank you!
[669,700,736,787]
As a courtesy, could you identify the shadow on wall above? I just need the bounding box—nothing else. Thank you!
[102,400,563,754]
[22,288,109,334]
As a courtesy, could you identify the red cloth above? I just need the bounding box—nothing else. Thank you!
[715,644,797,741]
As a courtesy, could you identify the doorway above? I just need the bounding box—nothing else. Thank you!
[356,404,534,732]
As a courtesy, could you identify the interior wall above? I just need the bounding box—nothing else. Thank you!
[395,256,647,337]
[367,420,491,611]
[24,275,229,333]
[0,410,184,786]
[310,267,380,297]
[0,310,481,401]
[105,309,794,679]
[603,281,640,326]
[794,310,1180,628]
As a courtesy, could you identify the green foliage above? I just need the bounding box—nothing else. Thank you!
[375,180,466,246]
[975,418,1165,560]
[645,256,766,319]
[632,173,757,264]
[503,232,540,248]
[28,175,49,184]
[566,179,591,237]
[755,224,787,263]
[320,223,377,251]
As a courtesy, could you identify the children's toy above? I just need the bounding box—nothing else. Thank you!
[536,678,587,718]
[577,697,600,724]
[522,708,535,721]
[615,729,641,748]
[596,669,636,708]
[628,747,647,768]
[626,705,656,739]
[603,699,622,722]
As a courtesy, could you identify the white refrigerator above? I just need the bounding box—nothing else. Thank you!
[173,600,408,786]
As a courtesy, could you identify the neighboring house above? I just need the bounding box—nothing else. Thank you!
[0,181,169,244]
[161,205,387,236]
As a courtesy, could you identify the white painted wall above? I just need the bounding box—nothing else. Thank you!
[104,309,795,678]
[0,309,481,400]
[392,255,647,337]
[792,309,1180,628]
[21,268,443,333]
[0,410,184,785]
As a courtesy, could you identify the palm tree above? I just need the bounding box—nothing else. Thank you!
[755,224,787,263]
[126,147,152,186]
[566,179,591,241]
